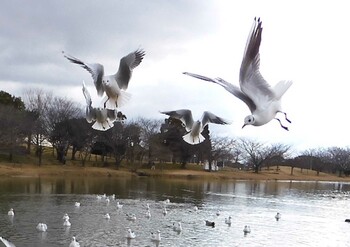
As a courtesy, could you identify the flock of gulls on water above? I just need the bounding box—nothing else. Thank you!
[0,195,283,246]
[61,17,292,145]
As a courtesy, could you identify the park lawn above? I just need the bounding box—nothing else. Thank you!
[0,162,349,182]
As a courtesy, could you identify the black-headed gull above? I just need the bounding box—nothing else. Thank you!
[7,208,14,216]
[173,222,182,232]
[126,228,136,239]
[225,216,232,225]
[63,49,145,109]
[82,81,116,131]
[275,212,281,221]
[63,218,71,227]
[151,230,161,242]
[184,18,292,131]
[243,225,251,234]
[36,223,47,232]
[69,236,80,247]
[0,237,16,247]
[160,109,230,145]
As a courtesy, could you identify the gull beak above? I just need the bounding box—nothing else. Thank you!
[242,124,246,129]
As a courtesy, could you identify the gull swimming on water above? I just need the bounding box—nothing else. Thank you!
[7,208,14,216]
[63,213,69,221]
[116,201,123,209]
[160,109,230,145]
[225,216,232,226]
[243,225,251,234]
[275,212,281,221]
[63,49,145,109]
[125,228,136,239]
[151,230,161,242]
[173,222,182,232]
[0,237,16,247]
[82,81,116,131]
[69,236,80,247]
[184,17,292,131]
[36,223,48,232]
[63,218,71,227]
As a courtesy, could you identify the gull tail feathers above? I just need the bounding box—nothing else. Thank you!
[182,133,205,145]
[273,80,293,99]
[92,120,114,131]
[101,91,132,110]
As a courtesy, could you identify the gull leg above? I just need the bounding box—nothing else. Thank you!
[277,111,291,123]
[275,118,289,131]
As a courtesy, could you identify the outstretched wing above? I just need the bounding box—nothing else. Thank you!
[201,111,231,128]
[0,237,16,247]
[183,72,256,113]
[115,49,146,90]
[82,81,92,106]
[239,18,274,106]
[160,109,194,131]
[63,51,105,96]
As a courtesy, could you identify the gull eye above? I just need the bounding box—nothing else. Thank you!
[248,119,251,122]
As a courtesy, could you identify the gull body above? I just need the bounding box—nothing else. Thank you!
[116,201,123,209]
[104,213,110,220]
[151,230,161,242]
[74,202,80,207]
[64,49,145,109]
[7,208,14,216]
[173,222,182,232]
[275,212,281,221]
[126,213,136,221]
[63,218,71,227]
[69,236,80,247]
[243,225,251,234]
[146,209,151,218]
[205,220,215,227]
[184,18,292,131]
[36,223,47,232]
[82,81,115,131]
[126,228,136,239]
[63,213,69,221]
[160,109,230,145]
[225,216,232,225]
[162,207,168,216]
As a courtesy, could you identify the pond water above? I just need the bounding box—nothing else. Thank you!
[0,177,350,247]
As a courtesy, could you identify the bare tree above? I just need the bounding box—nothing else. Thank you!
[46,96,82,163]
[23,89,53,166]
[133,117,162,164]
[238,138,290,173]
[210,136,238,165]
[327,147,350,176]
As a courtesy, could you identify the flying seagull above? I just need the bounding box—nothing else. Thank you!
[64,49,145,109]
[82,81,115,131]
[160,109,230,145]
[184,17,292,130]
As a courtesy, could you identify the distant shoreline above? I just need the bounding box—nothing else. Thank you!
[1,163,350,182]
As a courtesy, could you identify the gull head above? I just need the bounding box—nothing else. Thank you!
[242,115,255,128]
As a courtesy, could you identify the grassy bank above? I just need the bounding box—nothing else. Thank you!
[1,162,350,182]
[1,148,349,181]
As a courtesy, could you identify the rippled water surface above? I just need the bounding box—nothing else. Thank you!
[1,177,350,246]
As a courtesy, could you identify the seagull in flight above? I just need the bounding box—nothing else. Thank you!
[184,17,292,130]
[64,49,145,109]
[160,109,230,145]
[82,81,116,131]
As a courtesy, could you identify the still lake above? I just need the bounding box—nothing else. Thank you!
[0,176,350,247]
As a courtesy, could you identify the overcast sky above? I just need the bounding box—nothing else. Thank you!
[1,0,349,154]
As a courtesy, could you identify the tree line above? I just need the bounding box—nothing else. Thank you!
[1,90,350,176]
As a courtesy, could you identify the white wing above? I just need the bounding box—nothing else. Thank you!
[239,18,274,108]
[115,49,145,90]
[201,111,231,129]
[160,109,194,131]
[0,237,16,247]
[183,72,256,113]
[63,51,105,96]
